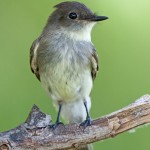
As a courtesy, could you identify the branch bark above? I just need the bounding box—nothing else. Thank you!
[0,95,150,150]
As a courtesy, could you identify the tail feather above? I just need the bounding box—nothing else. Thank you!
[60,97,93,150]
[75,144,93,150]
[61,97,91,124]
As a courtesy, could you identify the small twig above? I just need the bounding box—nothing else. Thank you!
[0,95,150,150]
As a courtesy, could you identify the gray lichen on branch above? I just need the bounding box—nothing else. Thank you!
[0,95,150,150]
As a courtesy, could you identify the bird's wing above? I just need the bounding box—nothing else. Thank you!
[30,39,40,81]
[91,49,99,80]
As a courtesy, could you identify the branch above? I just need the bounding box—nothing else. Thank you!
[0,95,150,150]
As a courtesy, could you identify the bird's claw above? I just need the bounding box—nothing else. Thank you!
[80,117,92,128]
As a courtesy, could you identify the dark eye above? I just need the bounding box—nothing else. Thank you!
[69,12,77,19]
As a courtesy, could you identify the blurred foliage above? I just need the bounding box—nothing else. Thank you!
[0,0,150,149]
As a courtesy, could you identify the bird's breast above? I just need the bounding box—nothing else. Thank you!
[40,52,93,102]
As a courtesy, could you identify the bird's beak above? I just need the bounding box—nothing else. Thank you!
[89,15,108,22]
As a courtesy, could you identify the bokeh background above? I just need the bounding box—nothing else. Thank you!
[0,0,150,149]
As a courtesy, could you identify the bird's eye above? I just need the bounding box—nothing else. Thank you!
[69,12,77,19]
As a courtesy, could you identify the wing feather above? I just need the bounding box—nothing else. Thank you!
[91,50,99,80]
[30,39,40,81]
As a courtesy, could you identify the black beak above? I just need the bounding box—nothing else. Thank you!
[89,16,108,22]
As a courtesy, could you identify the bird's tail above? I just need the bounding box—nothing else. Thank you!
[75,143,93,150]
[60,97,93,150]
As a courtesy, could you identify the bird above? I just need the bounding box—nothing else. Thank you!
[30,1,108,149]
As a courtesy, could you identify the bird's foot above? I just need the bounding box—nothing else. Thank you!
[51,121,64,129]
[80,117,92,128]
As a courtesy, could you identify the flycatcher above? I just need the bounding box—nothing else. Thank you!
[30,2,108,150]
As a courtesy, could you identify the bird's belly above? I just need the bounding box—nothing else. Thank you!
[40,63,93,102]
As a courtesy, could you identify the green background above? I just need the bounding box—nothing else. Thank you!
[0,0,150,149]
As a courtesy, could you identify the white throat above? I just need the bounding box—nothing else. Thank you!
[68,22,96,42]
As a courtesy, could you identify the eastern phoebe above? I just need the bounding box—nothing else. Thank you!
[30,2,108,149]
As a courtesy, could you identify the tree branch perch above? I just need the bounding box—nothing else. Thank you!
[0,94,150,150]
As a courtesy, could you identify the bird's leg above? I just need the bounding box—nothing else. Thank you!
[51,102,64,129]
[80,100,92,128]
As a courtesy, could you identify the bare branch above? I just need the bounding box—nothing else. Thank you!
[0,95,150,150]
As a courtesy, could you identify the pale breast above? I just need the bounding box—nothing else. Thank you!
[40,54,93,102]
[37,33,94,102]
